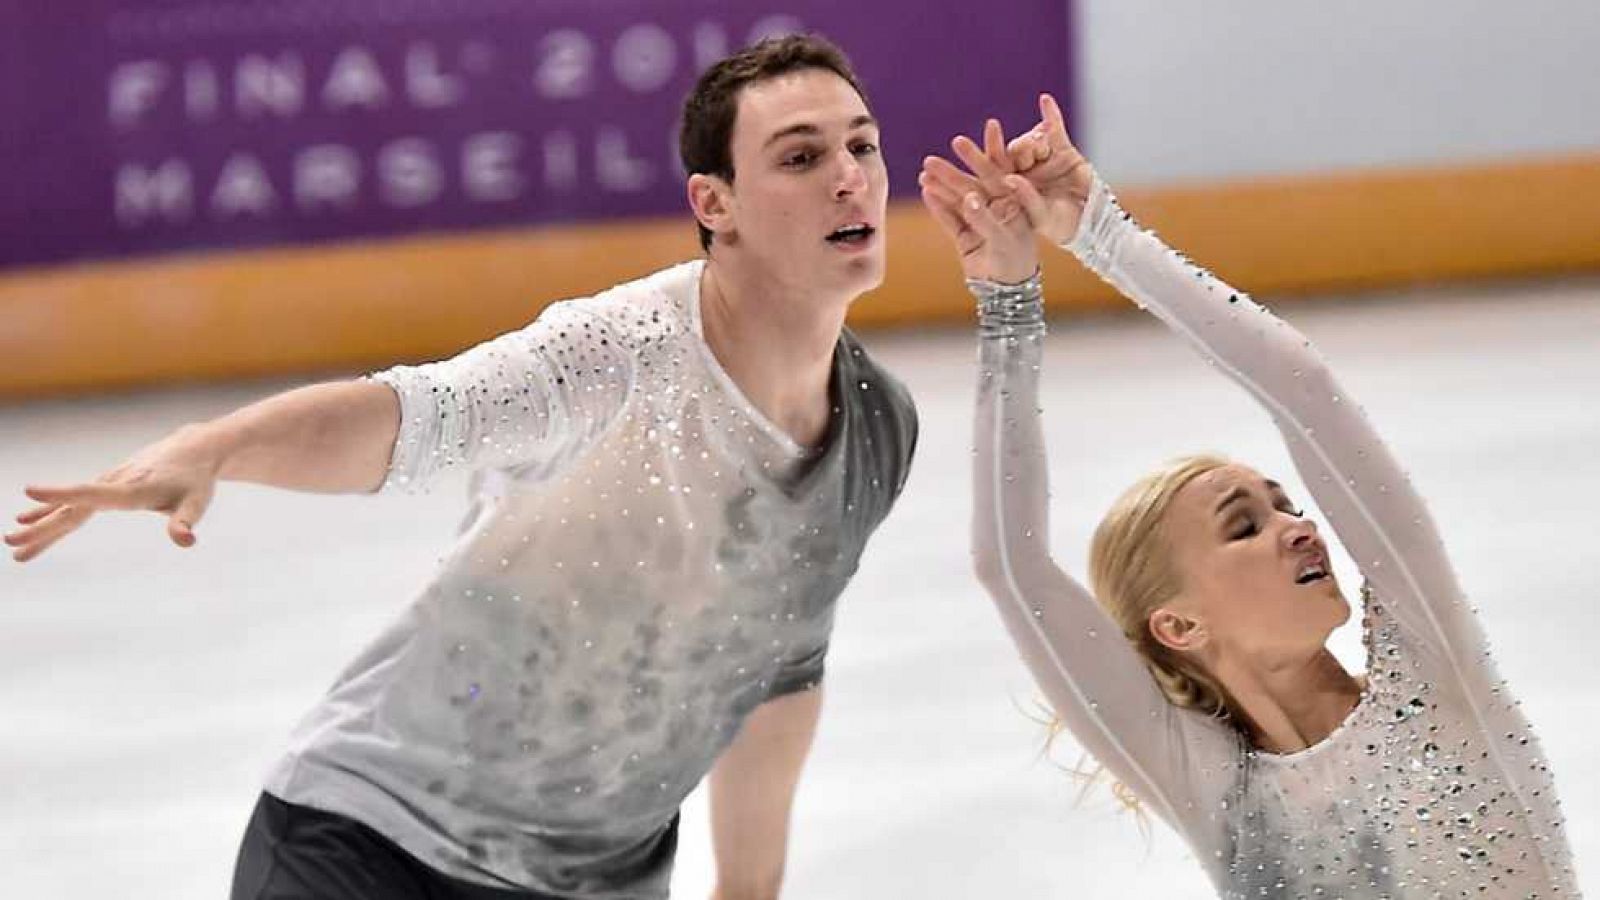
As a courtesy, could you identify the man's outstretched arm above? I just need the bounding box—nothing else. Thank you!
[7,379,398,562]
[707,686,823,900]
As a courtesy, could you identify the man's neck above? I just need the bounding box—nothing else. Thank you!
[698,257,852,449]
[1212,647,1363,755]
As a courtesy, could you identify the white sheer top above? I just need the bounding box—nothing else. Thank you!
[971,175,1580,898]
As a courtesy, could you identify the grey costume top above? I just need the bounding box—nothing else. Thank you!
[971,175,1580,898]
[264,260,917,898]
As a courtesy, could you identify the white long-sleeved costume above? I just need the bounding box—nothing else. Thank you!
[972,175,1580,898]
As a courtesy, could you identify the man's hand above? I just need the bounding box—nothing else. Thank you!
[6,425,220,562]
[1000,92,1095,246]
[919,118,1039,284]
[7,379,399,563]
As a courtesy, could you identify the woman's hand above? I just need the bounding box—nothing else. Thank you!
[1001,93,1095,246]
[920,118,1039,284]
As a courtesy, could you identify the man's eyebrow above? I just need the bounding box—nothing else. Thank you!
[762,115,879,149]
[763,123,821,149]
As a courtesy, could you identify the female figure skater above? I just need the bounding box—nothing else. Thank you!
[919,95,1581,898]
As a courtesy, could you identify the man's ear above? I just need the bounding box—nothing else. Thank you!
[1148,606,1207,653]
[687,173,734,245]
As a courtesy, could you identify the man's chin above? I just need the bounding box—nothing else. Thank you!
[835,253,887,296]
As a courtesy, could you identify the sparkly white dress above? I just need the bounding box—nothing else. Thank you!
[972,175,1581,898]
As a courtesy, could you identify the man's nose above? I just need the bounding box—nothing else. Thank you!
[834,150,867,197]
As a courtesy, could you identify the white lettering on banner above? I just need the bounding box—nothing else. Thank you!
[103,15,817,228]
[379,138,443,207]
[105,16,810,127]
[185,61,221,121]
[406,44,464,109]
[211,154,277,217]
[532,19,805,101]
[237,54,306,119]
[463,133,525,201]
[323,47,390,110]
[295,145,362,210]
[109,61,167,128]
[596,128,654,192]
[543,131,580,192]
[536,30,594,100]
[614,24,676,94]
[116,161,194,224]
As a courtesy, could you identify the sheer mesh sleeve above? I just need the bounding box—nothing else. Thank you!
[971,274,1238,840]
[1061,173,1569,885]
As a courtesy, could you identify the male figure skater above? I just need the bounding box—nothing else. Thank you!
[8,35,916,900]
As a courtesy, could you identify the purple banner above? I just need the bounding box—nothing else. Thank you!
[1,1,1073,270]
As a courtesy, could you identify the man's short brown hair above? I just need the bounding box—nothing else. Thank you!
[679,34,870,251]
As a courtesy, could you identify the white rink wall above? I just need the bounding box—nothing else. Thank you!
[1073,0,1600,182]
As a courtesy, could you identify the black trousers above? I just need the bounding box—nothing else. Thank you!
[231,793,571,900]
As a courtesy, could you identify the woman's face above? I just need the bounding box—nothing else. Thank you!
[1154,464,1349,665]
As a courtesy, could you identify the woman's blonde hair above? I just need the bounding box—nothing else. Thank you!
[1088,453,1235,719]
[1039,455,1240,827]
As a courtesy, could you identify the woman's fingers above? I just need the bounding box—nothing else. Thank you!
[959,191,1007,242]
[952,135,1010,195]
[1004,174,1053,232]
[1040,92,1072,149]
[920,185,982,256]
[1008,127,1051,172]
[919,181,969,240]
[983,118,1013,173]
[921,155,981,195]
[918,170,966,209]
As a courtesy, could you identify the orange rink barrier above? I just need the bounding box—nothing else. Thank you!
[3,151,1599,399]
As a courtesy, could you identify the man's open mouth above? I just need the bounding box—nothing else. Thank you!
[825,223,876,245]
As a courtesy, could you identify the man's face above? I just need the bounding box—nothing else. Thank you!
[719,68,889,297]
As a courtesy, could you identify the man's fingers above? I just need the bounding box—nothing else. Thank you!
[15,502,61,526]
[6,504,94,563]
[166,490,211,548]
[25,480,130,509]
[25,481,148,512]
[168,516,196,548]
